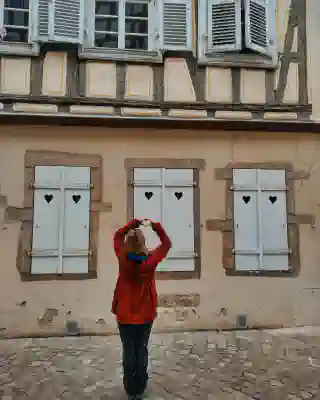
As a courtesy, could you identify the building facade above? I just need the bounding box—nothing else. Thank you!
[0,0,320,336]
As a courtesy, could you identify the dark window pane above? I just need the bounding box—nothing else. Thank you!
[4,0,29,9]
[95,17,118,32]
[95,32,118,48]
[125,2,148,17]
[125,18,147,34]
[125,35,147,50]
[95,1,118,16]
[4,27,28,42]
[4,9,29,27]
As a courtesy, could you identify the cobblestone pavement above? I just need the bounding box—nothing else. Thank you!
[0,328,320,399]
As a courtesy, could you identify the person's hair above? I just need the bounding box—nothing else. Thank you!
[124,228,148,255]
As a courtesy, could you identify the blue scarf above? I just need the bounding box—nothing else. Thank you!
[127,252,148,263]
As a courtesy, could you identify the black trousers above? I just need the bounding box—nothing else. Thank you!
[118,323,152,397]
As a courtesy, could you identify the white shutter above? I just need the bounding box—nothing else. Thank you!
[259,170,289,271]
[38,0,50,38]
[233,168,289,272]
[37,0,84,44]
[63,167,91,274]
[133,168,162,251]
[160,168,195,272]
[233,169,259,271]
[160,0,192,50]
[266,0,277,59]
[207,0,242,53]
[31,166,62,274]
[31,166,91,275]
[244,0,269,55]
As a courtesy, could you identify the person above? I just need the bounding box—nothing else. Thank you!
[112,218,172,400]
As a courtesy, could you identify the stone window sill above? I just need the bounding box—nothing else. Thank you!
[79,47,163,64]
[198,53,278,70]
[20,272,97,281]
[0,42,39,57]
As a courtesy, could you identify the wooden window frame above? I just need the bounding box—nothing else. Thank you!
[80,0,162,63]
[207,162,315,277]
[0,1,39,56]
[16,150,104,281]
[125,158,205,280]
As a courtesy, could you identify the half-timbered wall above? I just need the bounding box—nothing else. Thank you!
[0,0,314,120]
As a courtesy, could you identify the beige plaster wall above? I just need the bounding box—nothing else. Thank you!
[0,126,320,336]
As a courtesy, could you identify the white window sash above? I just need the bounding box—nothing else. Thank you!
[93,0,153,51]
[0,0,32,43]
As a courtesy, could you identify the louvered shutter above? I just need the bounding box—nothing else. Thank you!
[37,0,84,44]
[38,0,49,38]
[207,0,242,52]
[160,0,192,50]
[244,0,269,55]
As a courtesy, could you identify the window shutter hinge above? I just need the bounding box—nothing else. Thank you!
[30,182,36,189]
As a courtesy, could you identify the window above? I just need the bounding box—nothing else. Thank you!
[198,0,277,67]
[0,0,38,55]
[17,151,104,281]
[95,0,150,50]
[31,166,92,275]
[2,0,29,42]
[233,168,289,272]
[81,0,192,62]
[132,167,199,277]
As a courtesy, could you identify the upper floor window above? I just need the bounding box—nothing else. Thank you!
[95,0,150,50]
[81,0,193,62]
[198,0,277,67]
[1,0,29,42]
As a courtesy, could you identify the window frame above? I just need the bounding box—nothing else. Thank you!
[205,162,316,278]
[125,158,205,280]
[31,165,92,276]
[80,0,162,63]
[0,0,39,56]
[17,150,104,281]
[232,168,290,272]
[197,0,278,69]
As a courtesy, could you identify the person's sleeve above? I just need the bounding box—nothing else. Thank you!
[138,222,172,275]
[113,219,141,259]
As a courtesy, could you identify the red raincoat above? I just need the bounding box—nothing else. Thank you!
[111,219,172,324]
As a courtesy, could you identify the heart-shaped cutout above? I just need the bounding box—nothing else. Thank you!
[72,194,81,204]
[269,196,277,204]
[243,196,251,204]
[175,192,183,200]
[44,194,53,204]
[145,192,153,200]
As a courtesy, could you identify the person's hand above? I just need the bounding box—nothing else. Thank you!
[141,219,151,227]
